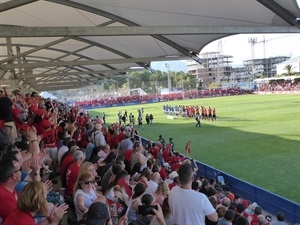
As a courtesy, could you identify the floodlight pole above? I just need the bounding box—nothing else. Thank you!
[248,37,257,82]
[165,63,171,93]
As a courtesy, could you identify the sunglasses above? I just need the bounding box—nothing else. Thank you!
[83,180,95,185]
[10,167,22,177]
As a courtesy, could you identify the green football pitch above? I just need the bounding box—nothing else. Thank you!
[88,94,300,203]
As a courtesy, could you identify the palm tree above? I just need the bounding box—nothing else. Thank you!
[284,64,295,75]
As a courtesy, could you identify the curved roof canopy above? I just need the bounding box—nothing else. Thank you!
[0,0,299,91]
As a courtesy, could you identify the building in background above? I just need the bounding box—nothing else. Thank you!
[186,52,291,87]
[185,52,233,87]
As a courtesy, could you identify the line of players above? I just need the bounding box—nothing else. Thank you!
[163,104,216,121]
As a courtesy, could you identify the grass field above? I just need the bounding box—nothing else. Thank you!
[88,94,300,203]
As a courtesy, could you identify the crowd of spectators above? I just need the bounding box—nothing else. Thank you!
[0,85,289,225]
[74,88,253,107]
[258,80,300,92]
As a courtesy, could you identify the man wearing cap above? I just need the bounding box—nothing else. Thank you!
[169,163,218,225]
[165,171,178,185]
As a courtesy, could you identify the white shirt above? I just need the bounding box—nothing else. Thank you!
[146,180,158,195]
[57,145,68,166]
[169,187,215,225]
[91,130,106,147]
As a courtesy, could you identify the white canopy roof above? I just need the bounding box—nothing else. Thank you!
[0,0,299,91]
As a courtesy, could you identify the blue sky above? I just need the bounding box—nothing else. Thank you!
[151,33,300,72]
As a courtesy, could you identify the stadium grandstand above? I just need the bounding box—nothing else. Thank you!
[0,0,300,225]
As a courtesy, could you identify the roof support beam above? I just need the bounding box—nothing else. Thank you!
[1,56,189,69]
[0,0,38,13]
[28,74,125,84]
[50,0,203,64]
[257,0,300,26]
[0,25,299,38]
[31,80,104,90]
[21,68,143,79]
[40,85,87,91]
[0,37,69,64]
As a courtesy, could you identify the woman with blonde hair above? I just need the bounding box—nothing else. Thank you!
[153,181,170,205]
[73,161,101,192]
[3,181,68,225]
[73,173,102,221]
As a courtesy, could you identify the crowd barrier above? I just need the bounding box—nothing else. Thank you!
[136,135,300,224]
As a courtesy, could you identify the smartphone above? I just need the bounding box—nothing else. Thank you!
[138,205,158,216]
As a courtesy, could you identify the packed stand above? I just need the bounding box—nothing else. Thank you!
[75,88,253,107]
[0,86,285,225]
[258,80,300,92]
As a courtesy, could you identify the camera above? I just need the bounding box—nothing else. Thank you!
[138,205,158,216]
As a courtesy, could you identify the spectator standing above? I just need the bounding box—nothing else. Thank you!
[0,86,18,144]
[168,138,174,153]
[102,112,106,124]
[158,135,165,149]
[66,150,86,196]
[169,163,218,225]
[91,123,106,147]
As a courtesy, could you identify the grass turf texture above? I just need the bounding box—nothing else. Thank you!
[88,94,300,203]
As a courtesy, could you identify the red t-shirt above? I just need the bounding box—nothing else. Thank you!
[60,153,74,186]
[0,185,18,222]
[162,149,170,162]
[42,127,56,148]
[118,132,126,142]
[76,116,84,128]
[109,136,120,149]
[150,147,158,159]
[171,162,182,172]
[168,182,177,190]
[35,119,52,135]
[159,168,167,181]
[66,162,80,195]
[3,209,35,225]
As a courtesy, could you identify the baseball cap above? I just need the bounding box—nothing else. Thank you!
[86,202,109,225]
[169,171,178,180]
